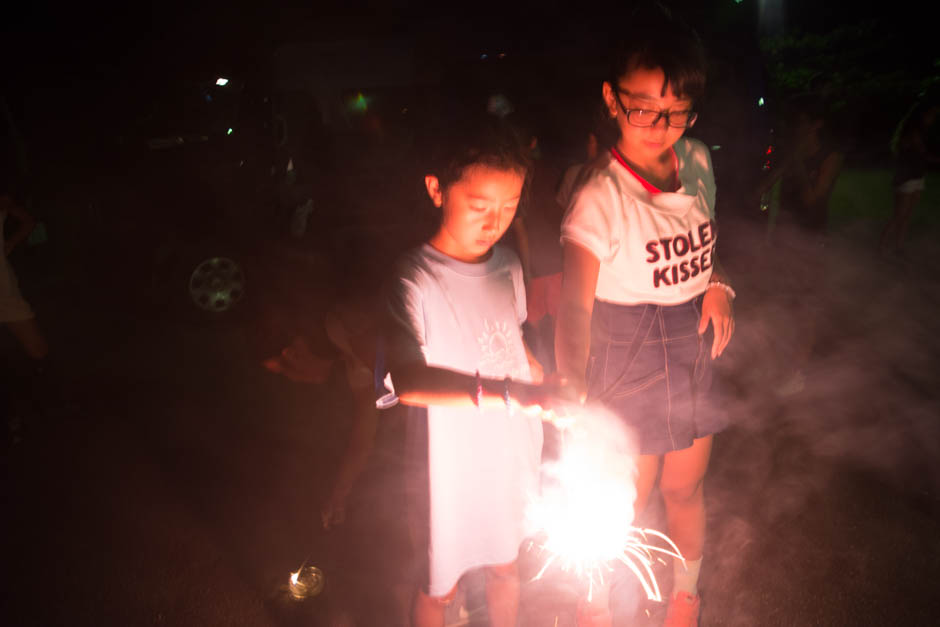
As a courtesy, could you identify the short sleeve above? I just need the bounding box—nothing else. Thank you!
[701,144,717,217]
[384,264,428,374]
[511,256,527,326]
[559,173,621,263]
[684,138,717,218]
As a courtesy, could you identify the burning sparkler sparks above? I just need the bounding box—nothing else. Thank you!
[528,405,684,603]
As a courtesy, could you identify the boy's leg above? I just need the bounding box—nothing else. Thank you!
[412,584,456,627]
[483,560,519,627]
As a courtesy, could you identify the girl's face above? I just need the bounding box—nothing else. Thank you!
[426,164,524,263]
[602,66,694,163]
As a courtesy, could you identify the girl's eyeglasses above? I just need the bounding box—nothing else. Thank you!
[614,87,698,129]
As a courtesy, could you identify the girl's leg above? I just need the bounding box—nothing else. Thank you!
[634,453,662,518]
[659,435,713,562]
[483,560,519,627]
[412,584,456,627]
[5,318,49,361]
[659,436,713,626]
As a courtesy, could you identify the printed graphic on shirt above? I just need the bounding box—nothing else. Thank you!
[477,318,526,378]
[645,219,716,289]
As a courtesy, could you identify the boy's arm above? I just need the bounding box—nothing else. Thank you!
[391,361,549,410]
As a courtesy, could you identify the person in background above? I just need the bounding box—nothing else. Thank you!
[757,97,844,396]
[2,187,49,442]
[556,128,600,211]
[261,259,382,530]
[880,100,939,256]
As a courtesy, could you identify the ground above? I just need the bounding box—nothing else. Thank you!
[2,170,940,626]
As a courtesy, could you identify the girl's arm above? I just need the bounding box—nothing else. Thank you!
[1,194,36,256]
[554,242,600,401]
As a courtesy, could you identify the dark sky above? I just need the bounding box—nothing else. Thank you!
[2,1,933,84]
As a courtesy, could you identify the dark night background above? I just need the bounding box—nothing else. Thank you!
[3,1,940,626]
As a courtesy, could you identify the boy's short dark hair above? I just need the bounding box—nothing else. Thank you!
[426,113,532,192]
[607,4,707,103]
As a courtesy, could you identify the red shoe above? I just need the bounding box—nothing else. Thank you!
[663,590,700,627]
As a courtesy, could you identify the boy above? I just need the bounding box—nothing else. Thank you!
[385,116,565,627]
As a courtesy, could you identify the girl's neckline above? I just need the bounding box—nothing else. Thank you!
[610,145,679,194]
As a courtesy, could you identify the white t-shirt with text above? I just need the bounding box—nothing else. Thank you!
[561,138,717,305]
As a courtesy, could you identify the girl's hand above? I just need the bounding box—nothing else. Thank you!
[698,285,735,359]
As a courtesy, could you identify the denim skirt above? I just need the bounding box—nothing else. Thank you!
[586,296,728,455]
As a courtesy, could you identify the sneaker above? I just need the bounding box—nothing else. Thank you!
[663,591,700,627]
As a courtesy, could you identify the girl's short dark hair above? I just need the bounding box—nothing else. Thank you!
[426,113,532,191]
[607,4,707,103]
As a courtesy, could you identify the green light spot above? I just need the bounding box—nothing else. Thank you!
[351,92,368,113]
[227,127,233,135]
[758,97,765,107]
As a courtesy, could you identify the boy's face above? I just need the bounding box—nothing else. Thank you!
[425,165,524,263]
[603,66,693,163]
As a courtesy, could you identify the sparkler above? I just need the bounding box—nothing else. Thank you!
[529,406,684,603]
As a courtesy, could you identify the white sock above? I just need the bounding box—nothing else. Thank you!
[673,557,702,597]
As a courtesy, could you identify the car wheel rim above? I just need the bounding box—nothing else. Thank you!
[188,257,245,312]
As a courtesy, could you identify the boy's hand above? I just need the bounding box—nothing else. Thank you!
[514,376,579,415]
[698,286,735,359]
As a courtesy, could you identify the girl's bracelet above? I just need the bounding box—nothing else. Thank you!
[707,281,736,301]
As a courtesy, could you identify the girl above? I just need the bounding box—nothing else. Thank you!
[555,11,734,627]
[384,114,568,627]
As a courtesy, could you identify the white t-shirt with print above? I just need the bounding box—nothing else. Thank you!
[561,138,717,305]
[385,243,542,597]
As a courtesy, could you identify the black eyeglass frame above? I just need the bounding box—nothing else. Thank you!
[612,86,698,129]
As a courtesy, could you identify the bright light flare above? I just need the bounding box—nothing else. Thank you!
[216,77,229,86]
[527,406,684,602]
[288,564,324,600]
